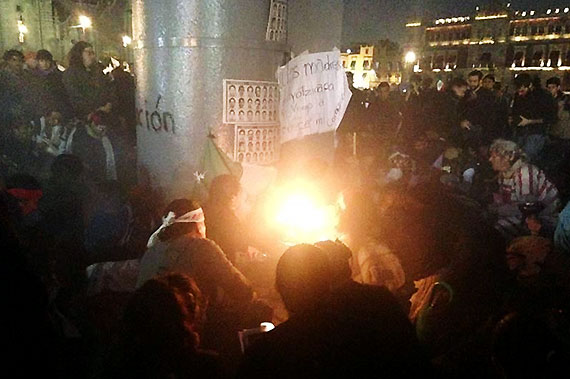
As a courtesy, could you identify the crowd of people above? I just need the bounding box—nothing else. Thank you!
[0,43,136,185]
[2,42,570,378]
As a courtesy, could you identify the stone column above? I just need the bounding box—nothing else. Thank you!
[133,0,287,199]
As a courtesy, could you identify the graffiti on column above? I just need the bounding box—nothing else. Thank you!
[137,95,177,134]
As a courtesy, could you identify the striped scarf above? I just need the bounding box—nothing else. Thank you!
[498,159,559,206]
[495,159,560,239]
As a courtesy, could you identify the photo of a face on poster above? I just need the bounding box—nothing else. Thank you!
[224,79,279,124]
[234,124,278,164]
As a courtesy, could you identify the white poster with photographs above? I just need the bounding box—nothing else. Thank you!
[223,79,279,125]
[234,125,279,165]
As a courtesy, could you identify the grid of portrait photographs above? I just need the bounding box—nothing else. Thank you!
[234,125,278,164]
[223,79,279,125]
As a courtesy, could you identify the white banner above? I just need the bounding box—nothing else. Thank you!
[277,50,352,143]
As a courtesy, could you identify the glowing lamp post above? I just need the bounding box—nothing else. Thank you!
[404,50,421,79]
[79,15,92,31]
[122,35,132,47]
[71,15,92,41]
[404,51,417,64]
[17,19,28,44]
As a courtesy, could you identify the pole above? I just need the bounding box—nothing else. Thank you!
[133,0,289,198]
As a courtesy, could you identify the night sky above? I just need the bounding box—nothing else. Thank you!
[342,0,570,45]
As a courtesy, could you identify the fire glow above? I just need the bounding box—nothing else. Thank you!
[265,180,343,245]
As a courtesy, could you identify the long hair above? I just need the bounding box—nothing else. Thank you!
[68,41,92,69]
[111,275,202,378]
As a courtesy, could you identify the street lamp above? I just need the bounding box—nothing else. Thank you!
[17,18,28,44]
[122,35,132,47]
[79,15,92,30]
[405,51,417,64]
[71,15,92,42]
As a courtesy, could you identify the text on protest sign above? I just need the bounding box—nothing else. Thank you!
[277,50,352,143]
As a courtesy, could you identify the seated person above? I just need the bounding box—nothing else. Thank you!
[238,243,431,378]
[203,175,249,265]
[137,199,270,374]
[137,198,253,306]
[104,273,221,379]
[488,139,560,240]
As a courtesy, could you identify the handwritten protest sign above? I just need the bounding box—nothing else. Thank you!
[277,50,352,143]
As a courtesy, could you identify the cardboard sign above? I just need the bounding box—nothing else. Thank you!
[277,50,352,143]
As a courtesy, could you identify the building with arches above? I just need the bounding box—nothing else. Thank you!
[402,5,570,88]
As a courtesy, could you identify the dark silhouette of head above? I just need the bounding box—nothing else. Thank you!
[314,240,353,286]
[3,49,24,72]
[160,273,206,328]
[276,244,332,314]
[68,41,93,69]
[208,174,241,208]
[117,274,202,377]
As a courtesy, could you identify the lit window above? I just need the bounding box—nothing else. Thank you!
[513,51,524,67]
[548,51,560,66]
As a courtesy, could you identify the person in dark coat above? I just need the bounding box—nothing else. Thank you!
[62,42,116,121]
[0,50,42,151]
[368,81,402,143]
[35,49,72,123]
[238,243,432,378]
[70,110,118,182]
[436,78,469,145]
[510,73,556,163]
[464,70,498,150]
[203,174,249,265]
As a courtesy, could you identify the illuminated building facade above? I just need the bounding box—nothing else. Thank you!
[340,41,402,89]
[403,5,570,88]
[0,0,62,58]
[0,0,132,63]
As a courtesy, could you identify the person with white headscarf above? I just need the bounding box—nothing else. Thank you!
[138,198,271,374]
[137,198,253,303]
